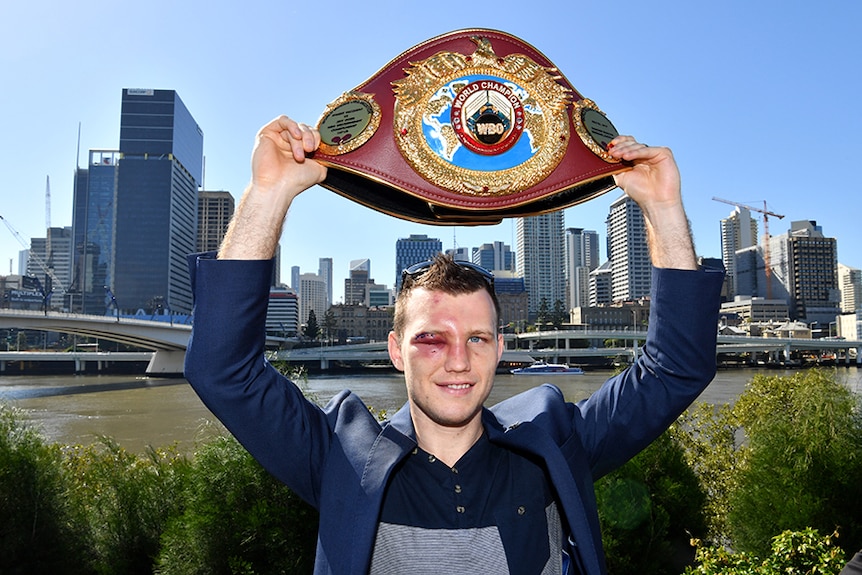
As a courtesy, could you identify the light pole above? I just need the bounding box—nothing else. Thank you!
[104,286,119,322]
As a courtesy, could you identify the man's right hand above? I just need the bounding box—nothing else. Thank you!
[219,116,327,260]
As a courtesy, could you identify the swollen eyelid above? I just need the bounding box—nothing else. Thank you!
[414,333,442,343]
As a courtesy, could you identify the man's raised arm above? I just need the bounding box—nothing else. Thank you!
[608,136,697,270]
[219,116,327,260]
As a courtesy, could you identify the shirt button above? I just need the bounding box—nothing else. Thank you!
[517,506,526,516]
[456,506,465,514]
[428,455,436,463]
[451,466,458,474]
[454,484,462,494]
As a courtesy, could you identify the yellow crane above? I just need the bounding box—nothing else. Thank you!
[713,197,785,298]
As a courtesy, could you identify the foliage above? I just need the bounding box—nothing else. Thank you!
[674,401,745,542]
[304,309,320,340]
[0,404,86,574]
[537,297,549,326]
[685,528,847,574]
[64,438,192,574]
[728,370,862,556]
[677,369,862,557]
[155,434,318,575]
[551,299,567,329]
[597,430,707,575]
[322,308,337,342]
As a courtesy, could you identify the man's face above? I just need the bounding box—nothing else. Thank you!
[388,287,503,434]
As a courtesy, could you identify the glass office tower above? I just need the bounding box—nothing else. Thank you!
[70,150,120,314]
[114,89,203,314]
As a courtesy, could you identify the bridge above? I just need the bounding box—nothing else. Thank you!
[0,309,192,374]
[2,310,860,374]
[272,330,862,369]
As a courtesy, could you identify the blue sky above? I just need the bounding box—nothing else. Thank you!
[2,0,860,304]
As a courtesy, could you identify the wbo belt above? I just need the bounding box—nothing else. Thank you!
[314,29,629,225]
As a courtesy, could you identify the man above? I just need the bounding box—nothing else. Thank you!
[184,116,724,574]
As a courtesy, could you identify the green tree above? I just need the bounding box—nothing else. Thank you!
[677,369,862,558]
[728,370,862,556]
[551,299,567,329]
[537,297,549,328]
[597,429,707,575]
[322,308,337,343]
[304,309,320,341]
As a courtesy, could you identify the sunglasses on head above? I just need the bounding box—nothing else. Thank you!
[401,260,495,292]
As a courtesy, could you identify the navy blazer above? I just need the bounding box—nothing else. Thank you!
[185,253,724,574]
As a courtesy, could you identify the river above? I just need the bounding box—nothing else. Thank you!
[1,367,860,454]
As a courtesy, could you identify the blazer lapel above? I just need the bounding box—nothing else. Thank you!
[484,410,605,575]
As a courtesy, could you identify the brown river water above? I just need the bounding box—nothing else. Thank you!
[2,367,860,454]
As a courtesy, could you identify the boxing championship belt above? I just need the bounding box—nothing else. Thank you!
[314,29,628,225]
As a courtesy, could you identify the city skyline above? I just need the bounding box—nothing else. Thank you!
[2,1,861,303]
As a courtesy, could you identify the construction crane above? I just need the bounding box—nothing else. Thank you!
[713,197,785,298]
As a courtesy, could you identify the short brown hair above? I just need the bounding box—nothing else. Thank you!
[393,254,500,337]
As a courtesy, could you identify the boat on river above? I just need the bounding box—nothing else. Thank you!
[510,361,584,375]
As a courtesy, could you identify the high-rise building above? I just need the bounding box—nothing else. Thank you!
[345,259,372,305]
[589,261,613,306]
[395,234,442,292]
[446,247,471,261]
[27,227,72,308]
[291,266,300,293]
[319,257,333,307]
[838,263,862,313]
[197,191,234,253]
[516,212,565,319]
[70,150,120,314]
[565,228,599,310]
[299,273,327,325]
[472,241,514,272]
[113,89,203,315]
[786,221,839,323]
[720,206,758,297]
[606,194,650,302]
[736,220,839,323]
[266,287,299,336]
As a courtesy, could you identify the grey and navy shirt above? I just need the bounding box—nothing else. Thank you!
[369,433,568,574]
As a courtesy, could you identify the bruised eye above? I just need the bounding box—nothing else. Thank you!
[413,332,443,344]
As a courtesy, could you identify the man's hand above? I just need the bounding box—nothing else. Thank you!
[609,136,697,270]
[251,115,327,198]
[219,116,327,260]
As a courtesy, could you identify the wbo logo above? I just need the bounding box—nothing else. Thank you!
[451,79,525,155]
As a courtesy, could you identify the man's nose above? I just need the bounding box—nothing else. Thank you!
[445,341,470,372]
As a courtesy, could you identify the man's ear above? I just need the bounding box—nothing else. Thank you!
[388,331,404,371]
[497,333,504,363]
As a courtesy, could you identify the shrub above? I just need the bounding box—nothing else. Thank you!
[0,403,87,574]
[685,528,847,574]
[64,438,192,575]
[597,429,707,574]
[156,434,318,575]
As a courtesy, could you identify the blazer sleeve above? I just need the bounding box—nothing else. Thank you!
[183,253,330,507]
[574,264,725,479]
